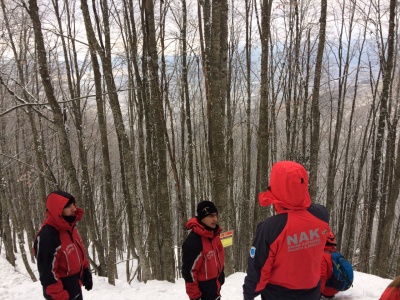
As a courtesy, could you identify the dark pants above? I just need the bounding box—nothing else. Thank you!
[260,282,321,300]
[43,273,82,300]
[198,295,220,300]
[198,277,222,300]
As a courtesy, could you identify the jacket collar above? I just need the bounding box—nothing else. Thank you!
[186,217,221,239]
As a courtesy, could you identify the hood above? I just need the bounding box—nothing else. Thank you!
[45,191,84,230]
[186,217,221,239]
[258,161,311,212]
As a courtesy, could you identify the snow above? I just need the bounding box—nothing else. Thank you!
[0,248,393,300]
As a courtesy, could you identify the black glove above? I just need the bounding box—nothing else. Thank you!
[82,268,93,291]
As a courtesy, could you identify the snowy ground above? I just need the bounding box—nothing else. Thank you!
[0,247,393,300]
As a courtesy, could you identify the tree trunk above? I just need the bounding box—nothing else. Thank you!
[143,0,175,282]
[309,0,327,199]
[80,0,149,282]
[254,0,273,228]
[27,0,81,199]
[360,0,395,274]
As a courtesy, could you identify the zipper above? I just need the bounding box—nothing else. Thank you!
[204,250,208,279]
[65,229,83,274]
[212,234,222,273]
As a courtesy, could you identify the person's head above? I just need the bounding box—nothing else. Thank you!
[196,200,218,228]
[62,197,77,217]
[258,161,311,212]
[46,190,77,223]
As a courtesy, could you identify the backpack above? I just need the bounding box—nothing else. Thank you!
[326,251,354,291]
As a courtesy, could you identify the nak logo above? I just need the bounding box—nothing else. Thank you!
[65,244,75,254]
[287,228,320,245]
[206,250,214,260]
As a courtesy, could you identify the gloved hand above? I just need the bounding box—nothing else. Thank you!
[82,268,93,291]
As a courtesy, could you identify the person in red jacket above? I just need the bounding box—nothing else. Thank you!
[33,191,93,300]
[320,229,339,299]
[243,161,330,300]
[380,275,400,300]
[182,200,225,300]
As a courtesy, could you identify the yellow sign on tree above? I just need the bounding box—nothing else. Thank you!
[220,230,233,248]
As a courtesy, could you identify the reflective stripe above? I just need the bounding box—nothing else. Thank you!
[71,293,81,300]
[36,236,40,259]
[190,253,202,281]
[63,250,70,275]
[205,254,208,279]
[52,246,62,281]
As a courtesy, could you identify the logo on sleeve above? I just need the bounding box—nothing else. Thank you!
[250,246,256,258]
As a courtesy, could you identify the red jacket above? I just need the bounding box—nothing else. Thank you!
[320,246,339,297]
[380,286,400,300]
[33,192,89,300]
[182,218,225,300]
[243,161,330,300]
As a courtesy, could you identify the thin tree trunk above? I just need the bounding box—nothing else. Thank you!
[254,0,273,228]
[5,176,37,281]
[0,0,44,262]
[240,0,253,271]
[0,174,15,266]
[361,0,396,274]
[309,0,327,199]
[80,0,149,282]
[326,0,355,221]
[182,0,195,222]
[374,64,400,277]
[143,0,174,282]
[27,0,81,199]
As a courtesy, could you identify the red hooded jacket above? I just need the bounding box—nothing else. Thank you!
[182,217,225,300]
[380,287,400,300]
[243,161,330,300]
[380,275,400,300]
[33,191,89,300]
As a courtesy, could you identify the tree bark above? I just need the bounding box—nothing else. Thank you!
[27,0,81,200]
[143,0,175,282]
[361,0,396,274]
[254,0,273,228]
[309,0,327,199]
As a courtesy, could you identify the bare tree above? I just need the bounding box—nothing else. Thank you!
[360,0,396,274]
[254,0,273,227]
[142,0,175,281]
[309,0,327,199]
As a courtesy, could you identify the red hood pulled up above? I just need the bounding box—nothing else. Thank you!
[258,161,311,212]
[44,192,84,230]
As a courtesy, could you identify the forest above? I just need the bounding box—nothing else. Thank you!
[0,0,399,285]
